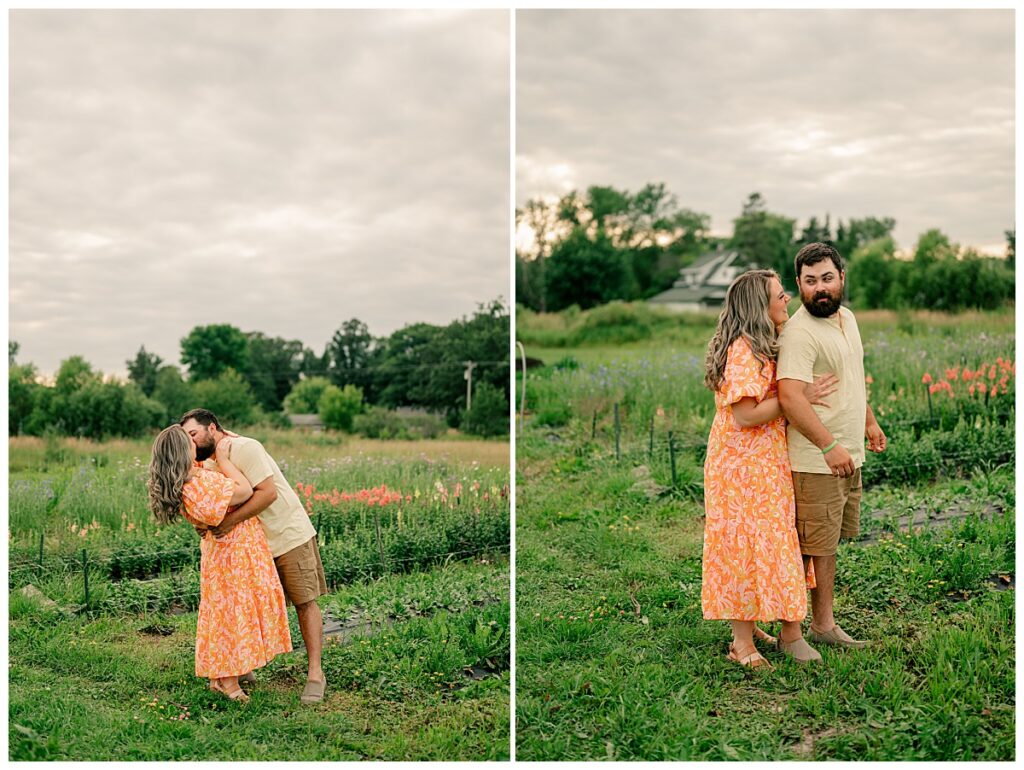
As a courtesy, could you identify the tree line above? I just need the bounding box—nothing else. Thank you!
[516,186,1014,312]
[9,300,510,439]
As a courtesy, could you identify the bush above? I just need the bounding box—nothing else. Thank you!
[190,368,259,426]
[283,376,333,414]
[461,382,509,437]
[353,407,447,440]
[319,384,364,432]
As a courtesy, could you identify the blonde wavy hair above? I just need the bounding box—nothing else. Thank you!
[148,425,193,525]
[704,269,781,392]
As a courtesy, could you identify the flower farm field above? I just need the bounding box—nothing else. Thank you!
[515,306,1014,761]
[8,431,510,761]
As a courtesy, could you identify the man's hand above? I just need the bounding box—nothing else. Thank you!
[866,421,887,453]
[824,443,856,478]
[193,523,209,537]
[210,514,239,539]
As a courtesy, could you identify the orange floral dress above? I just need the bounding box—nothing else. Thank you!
[181,468,292,678]
[701,337,813,622]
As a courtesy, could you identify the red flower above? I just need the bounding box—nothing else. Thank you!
[922,373,933,384]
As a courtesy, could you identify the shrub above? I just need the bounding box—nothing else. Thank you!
[190,368,259,426]
[319,384,364,432]
[461,382,509,437]
[283,376,333,414]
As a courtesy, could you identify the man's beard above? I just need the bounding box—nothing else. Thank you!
[194,439,215,462]
[804,289,843,318]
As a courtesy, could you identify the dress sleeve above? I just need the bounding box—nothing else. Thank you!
[720,337,770,406]
[181,469,234,526]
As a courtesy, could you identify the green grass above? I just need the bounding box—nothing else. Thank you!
[514,444,1014,760]
[9,435,510,760]
[515,306,1015,761]
[10,557,510,761]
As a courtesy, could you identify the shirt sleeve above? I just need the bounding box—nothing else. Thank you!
[720,337,770,406]
[230,440,275,488]
[776,323,817,384]
[181,469,234,526]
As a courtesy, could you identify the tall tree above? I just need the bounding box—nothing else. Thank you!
[1005,229,1015,270]
[126,346,163,396]
[324,319,377,399]
[243,333,310,412]
[544,228,634,311]
[729,193,796,286]
[180,324,250,382]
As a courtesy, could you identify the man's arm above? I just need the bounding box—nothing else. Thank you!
[778,378,855,478]
[210,477,278,537]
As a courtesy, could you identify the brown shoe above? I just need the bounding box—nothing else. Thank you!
[239,671,256,685]
[808,623,870,649]
[776,635,822,663]
[727,642,773,670]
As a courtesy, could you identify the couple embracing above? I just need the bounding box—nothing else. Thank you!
[147,409,328,703]
[701,242,887,668]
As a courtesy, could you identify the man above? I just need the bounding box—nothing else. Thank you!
[179,408,328,704]
[777,242,887,653]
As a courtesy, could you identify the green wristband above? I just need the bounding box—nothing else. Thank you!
[821,439,839,454]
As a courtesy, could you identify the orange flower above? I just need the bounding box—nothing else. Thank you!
[922,373,933,384]
[968,384,976,395]
[961,369,972,382]
[989,365,997,380]
[945,367,959,381]
[865,375,874,385]
[990,384,998,398]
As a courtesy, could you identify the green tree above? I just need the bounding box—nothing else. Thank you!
[834,216,896,261]
[324,319,377,398]
[729,193,796,286]
[372,323,443,409]
[283,376,334,414]
[9,357,40,436]
[151,365,194,424]
[180,324,250,381]
[190,368,259,426]
[243,333,310,413]
[461,381,508,437]
[545,228,633,311]
[1005,229,1015,271]
[319,384,364,432]
[848,237,897,309]
[126,346,163,396]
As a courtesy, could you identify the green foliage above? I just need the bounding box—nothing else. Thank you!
[729,192,796,286]
[150,366,193,424]
[324,319,376,398]
[283,376,333,414]
[189,368,259,426]
[461,382,509,437]
[545,228,634,311]
[319,383,364,432]
[179,324,249,381]
[242,332,310,413]
[125,346,163,396]
[9,358,41,436]
[352,407,446,440]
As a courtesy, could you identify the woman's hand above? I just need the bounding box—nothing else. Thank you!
[216,436,232,457]
[804,373,839,407]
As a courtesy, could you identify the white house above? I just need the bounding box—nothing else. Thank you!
[648,247,757,312]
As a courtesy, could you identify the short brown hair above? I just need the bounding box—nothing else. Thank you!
[795,242,844,279]
[178,408,222,431]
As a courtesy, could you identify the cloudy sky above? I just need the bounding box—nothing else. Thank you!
[10,10,509,376]
[517,9,1013,256]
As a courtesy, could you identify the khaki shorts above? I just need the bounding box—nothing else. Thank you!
[274,536,328,607]
[792,469,863,557]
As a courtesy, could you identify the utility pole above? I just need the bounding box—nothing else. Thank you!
[464,361,476,411]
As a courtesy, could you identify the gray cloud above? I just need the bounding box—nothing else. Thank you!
[11,9,510,376]
[517,9,1013,253]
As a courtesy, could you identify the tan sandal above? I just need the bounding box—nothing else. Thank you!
[728,642,773,670]
[300,676,327,704]
[209,678,250,703]
[753,625,777,645]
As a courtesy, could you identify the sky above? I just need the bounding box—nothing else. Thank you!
[517,9,1014,257]
[10,10,509,377]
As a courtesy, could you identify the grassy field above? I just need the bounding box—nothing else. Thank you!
[8,433,510,761]
[514,306,1015,761]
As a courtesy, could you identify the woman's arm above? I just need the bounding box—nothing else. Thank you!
[215,437,253,506]
[732,374,840,429]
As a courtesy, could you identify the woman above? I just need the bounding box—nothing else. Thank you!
[701,270,834,669]
[148,425,292,701]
